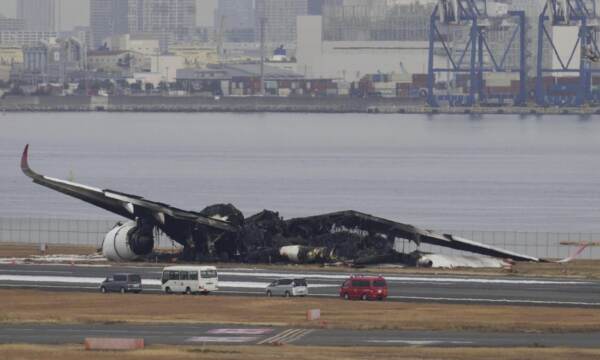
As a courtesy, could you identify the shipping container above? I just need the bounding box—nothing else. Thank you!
[278,88,291,97]
[556,77,579,85]
[412,73,428,87]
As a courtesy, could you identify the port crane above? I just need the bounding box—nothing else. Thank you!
[535,0,600,106]
[427,0,527,107]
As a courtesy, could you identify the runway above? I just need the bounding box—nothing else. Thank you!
[1,323,599,347]
[1,263,599,307]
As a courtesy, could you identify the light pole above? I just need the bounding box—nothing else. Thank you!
[259,17,267,96]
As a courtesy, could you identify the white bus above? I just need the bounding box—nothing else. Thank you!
[161,266,218,295]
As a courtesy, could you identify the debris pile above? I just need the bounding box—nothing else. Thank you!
[172,204,538,266]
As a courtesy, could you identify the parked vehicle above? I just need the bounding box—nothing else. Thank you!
[266,278,308,297]
[100,273,142,294]
[339,275,388,301]
[161,266,218,295]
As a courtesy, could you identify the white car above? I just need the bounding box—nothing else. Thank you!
[266,278,308,297]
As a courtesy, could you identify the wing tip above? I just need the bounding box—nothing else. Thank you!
[21,144,35,177]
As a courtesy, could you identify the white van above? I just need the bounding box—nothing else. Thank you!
[161,266,218,295]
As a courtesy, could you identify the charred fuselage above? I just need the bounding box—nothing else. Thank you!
[21,145,540,265]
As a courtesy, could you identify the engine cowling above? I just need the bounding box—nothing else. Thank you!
[102,220,154,261]
[279,245,330,263]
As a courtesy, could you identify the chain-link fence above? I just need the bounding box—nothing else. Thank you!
[0,217,598,259]
[0,217,179,250]
[398,229,600,259]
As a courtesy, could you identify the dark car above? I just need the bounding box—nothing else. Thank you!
[100,273,142,293]
[339,275,388,301]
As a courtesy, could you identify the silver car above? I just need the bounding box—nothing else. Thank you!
[266,278,308,297]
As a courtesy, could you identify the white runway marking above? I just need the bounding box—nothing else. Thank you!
[186,336,258,343]
[0,283,100,290]
[390,295,600,307]
[208,328,273,335]
[218,271,591,285]
[257,329,315,345]
[0,269,73,274]
[366,339,474,345]
[0,282,596,307]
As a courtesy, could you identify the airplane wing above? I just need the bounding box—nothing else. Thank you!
[286,210,539,262]
[20,145,237,233]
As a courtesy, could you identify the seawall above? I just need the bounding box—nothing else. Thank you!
[1,95,599,115]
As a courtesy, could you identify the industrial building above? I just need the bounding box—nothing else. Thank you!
[87,49,146,77]
[322,0,433,41]
[102,34,160,58]
[176,63,334,97]
[16,37,86,84]
[297,15,441,83]
[0,45,23,81]
[296,0,444,87]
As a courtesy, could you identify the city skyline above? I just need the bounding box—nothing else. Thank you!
[0,0,218,30]
[0,0,439,32]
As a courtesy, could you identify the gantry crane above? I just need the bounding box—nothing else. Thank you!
[427,0,527,107]
[536,0,600,106]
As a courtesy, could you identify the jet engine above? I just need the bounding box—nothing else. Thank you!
[101,220,155,261]
[279,245,330,263]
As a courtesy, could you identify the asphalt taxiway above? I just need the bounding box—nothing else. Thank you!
[0,323,599,347]
[1,263,599,307]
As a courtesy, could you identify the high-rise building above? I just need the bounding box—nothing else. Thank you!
[128,0,197,51]
[0,31,58,47]
[90,0,197,52]
[255,0,308,45]
[322,0,432,42]
[308,0,323,15]
[215,0,255,42]
[0,14,26,31]
[17,0,56,32]
[90,0,129,49]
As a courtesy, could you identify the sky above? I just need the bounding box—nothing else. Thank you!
[0,0,218,30]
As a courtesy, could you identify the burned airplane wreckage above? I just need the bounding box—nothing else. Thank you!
[21,145,539,265]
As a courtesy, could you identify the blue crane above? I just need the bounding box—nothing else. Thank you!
[536,0,600,106]
[427,0,527,107]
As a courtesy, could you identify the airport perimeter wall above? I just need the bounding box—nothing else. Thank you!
[0,217,598,260]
